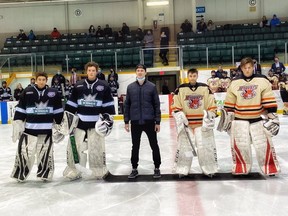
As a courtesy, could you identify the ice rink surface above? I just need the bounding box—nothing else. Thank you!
[1,116,288,216]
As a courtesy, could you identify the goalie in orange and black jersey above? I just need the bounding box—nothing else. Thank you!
[222,57,280,176]
[171,68,218,177]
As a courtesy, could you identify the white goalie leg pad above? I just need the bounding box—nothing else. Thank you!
[230,120,252,175]
[11,133,37,182]
[63,128,85,180]
[172,129,195,176]
[36,135,54,181]
[87,129,108,179]
[250,121,280,175]
[194,127,218,176]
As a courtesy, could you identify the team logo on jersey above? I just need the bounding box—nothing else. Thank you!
[26,91,33,95]
[34,100,50,114]
[185,95,203,109]
[47,92,56,97]
[239,85,257,99]
[79,94,99,107]
[96,85,104,91]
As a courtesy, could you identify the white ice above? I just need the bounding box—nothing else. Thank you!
[1,116,288,216]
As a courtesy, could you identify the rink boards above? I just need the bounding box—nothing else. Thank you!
[0,91,285,124]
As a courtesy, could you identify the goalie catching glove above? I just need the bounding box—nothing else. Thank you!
[202,110,216,130]
[261,113,280,137]
[172,111,188,134]
[12,120,25,143]
[95,113,114,137]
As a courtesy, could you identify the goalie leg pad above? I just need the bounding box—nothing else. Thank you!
[230,120,252,175]
[87,129,108,179]
[250,121,280,175]
[63,128,85,180]
[11,133,37,182]
[172,129,194,176]
[36,134,54,181]
[194,127,218,176]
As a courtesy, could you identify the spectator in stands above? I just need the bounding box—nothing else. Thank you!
[51,70,66,87]
[115,30,124,42]
[161,80,170,94]
[143,30,155,66]
[253,59,262,75]
[215,64,224,78]
[88,25,96,37]
[96,26,104,37]
[0,81,13,101]
[51,27,61,39]
[121,22,130,35]
[13,83,24,101]
[17,29,28,41]
[270,14,281,27]
[104,24,113,37]
[259,16,269,27]
[27,30,36,40]
[271,56,285,76]
[108,76,119,97]
[70,67,80,86]
[143,30,154,48]
[27,78,35,87]
[180,19,192,33]
[135,28,144,41]
[197,18,207,32]
[207,20,216,31]
[97,68,105,80]
[159,31,169,66]
[108,68,118,82]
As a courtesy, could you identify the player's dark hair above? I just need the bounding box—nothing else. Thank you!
[187,68,198,75]
[85,61,99,72]
[240,57,254,67]
[35,72,48,80]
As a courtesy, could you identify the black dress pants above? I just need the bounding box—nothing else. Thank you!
[130,122,161,169]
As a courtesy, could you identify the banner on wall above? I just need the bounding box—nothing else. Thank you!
[248,0,257,12]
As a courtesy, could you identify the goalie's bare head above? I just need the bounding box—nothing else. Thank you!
[187,68,198,85]
[240,57,254,78]
[85,61,99,81]
[35,72,48,89]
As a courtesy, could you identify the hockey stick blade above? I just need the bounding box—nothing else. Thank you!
[184,124,197,157]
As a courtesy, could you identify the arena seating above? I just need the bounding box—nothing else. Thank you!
[177,22,288,64]
[1,32,143,69]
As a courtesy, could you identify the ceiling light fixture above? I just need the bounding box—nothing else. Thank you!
[146,1,169,6]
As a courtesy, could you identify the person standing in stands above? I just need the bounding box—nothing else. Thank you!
[159,31,169,66]
[121,23,130,35]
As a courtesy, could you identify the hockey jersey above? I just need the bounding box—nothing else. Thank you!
[224,74,277,121]
[14,85,64,136]
[207,77,220,93]
[65,78,115,130]
[0,87,13,101]
[171,82,217,128]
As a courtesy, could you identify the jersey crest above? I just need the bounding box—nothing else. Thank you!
[239,85,257,99]
[185,95,203,109]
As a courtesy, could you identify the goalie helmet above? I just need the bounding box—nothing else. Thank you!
[95,113,114,137]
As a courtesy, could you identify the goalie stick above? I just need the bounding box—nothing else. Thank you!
[183,124,197,157]
[65,112,92,176]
